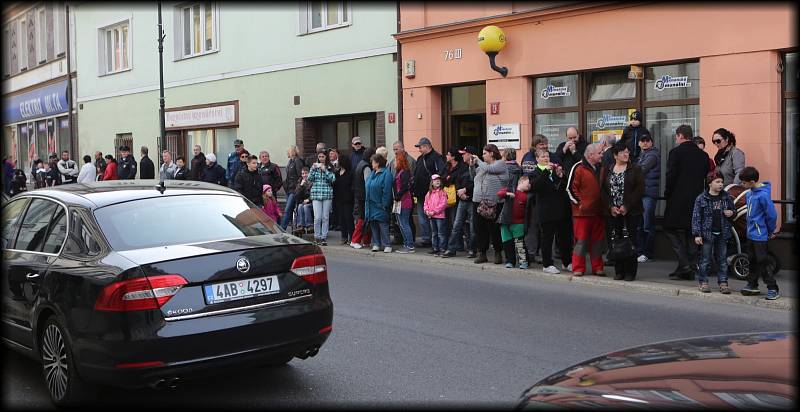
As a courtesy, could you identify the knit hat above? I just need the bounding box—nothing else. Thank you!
[262,184,272,193]
[206,153,217,163]
[630,110,642,121]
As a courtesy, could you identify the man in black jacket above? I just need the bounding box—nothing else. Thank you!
[349,137,366,174]
[139,146,155,179]
[257,150,283,193]
[189,145,206,180]
[94,151,106,180]
[554,127,587,175]
[413,137,445,248]
[233,155,263,206]
[117,146,137,179]
[200,153,227,186]
[664,124,709,280]
[619,110,651,164]
[442,147,474,257]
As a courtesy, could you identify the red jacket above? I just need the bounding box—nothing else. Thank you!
[497,188,527,224]
[103,161,118,181]
[566,159,602,217]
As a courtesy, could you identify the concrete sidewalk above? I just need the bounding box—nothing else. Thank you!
[311,231,795,311]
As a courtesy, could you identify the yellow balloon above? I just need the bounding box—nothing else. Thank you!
[478,25,506,53]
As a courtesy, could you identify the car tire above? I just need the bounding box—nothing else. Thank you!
[257,353,294,367]
[40,316,97,406]
[727,253,749,281]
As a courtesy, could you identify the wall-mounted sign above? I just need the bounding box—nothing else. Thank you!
[165,101,238,130]
[490,102,500,115]
[595,113,628,129]
[444,48,462,61]
[388,112,396,123]
[540,84,571,100]
[654,75,692,91]
[405,60,416,78]
[488,123,520,149]
[3,80,69,124]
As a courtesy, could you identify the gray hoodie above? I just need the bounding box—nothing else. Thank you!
[471,158,509,203]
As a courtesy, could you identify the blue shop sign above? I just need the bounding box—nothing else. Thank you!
[4,80,69,124]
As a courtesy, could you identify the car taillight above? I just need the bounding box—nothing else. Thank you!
[291,254,327,284]
[94,275,188,312]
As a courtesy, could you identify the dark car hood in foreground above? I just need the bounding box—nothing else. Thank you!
[517,332,796,409]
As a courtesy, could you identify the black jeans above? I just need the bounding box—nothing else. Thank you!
[610,214,642,278]
[665,228,699,272]
[473,202,502,254]
[747,240,778,291]
[336,202,354,240]
[541,219,572,268]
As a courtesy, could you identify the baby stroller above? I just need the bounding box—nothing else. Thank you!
[724,184,781,281]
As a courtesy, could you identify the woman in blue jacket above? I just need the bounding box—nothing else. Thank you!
[364,154,394,253]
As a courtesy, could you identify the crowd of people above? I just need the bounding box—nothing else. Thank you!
[1,111,781,299]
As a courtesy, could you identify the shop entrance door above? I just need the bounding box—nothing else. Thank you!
[443,83,486,151]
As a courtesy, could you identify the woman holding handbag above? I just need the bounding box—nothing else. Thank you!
[392,152,415,253]
[471,144,509,264]
[600,142,645,281]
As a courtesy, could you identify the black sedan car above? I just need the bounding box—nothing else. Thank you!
[516,332,795,409]
[2,180,333,405]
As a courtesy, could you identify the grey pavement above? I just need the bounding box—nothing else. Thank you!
[318,230,797,310]
[3,253,793,409]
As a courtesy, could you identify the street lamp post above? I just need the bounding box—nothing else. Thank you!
[157,1,167,191]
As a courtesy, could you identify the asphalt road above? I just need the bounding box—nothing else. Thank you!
[3,255,794,409]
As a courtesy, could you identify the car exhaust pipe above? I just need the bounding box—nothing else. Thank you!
[308,346,319,357]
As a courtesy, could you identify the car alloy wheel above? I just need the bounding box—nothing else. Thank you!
[40,317,95,406]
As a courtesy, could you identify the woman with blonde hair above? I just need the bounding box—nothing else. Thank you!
[281,144,306,230]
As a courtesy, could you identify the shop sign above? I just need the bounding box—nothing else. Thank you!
[165,103,236,129]
[654,75,692,91]
[3,80,69,124]
[540,84,571,100]
[488,123,520,149]
[595,114,628,129]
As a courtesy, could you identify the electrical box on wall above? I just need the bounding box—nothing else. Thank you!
[405,60,416,78]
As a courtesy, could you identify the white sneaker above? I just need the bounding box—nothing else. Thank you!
[562,263,573,272]
[350,242,362,249]
[371,245,380,252]
[383,247,393,253]
[543,265,561,274]
[637,255,649,263]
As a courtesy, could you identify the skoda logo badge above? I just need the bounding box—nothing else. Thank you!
[236,257,250,273]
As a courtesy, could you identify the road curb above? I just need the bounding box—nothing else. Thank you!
[322,245,794,311]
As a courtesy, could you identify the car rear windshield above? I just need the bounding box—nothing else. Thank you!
[94,194,282,251]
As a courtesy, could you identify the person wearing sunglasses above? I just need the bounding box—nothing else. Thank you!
[349,136,366,174]
[711,128,746,185]
[226,138,246,187]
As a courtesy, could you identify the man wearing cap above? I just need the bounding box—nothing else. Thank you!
[620,110,651,164]
[349,137,366,174]
[139,146,155,179]
[56,150,79,184]
[201,153,227,186]
[636,133,661,263]
[117,145,138,180]
[227,138,245,186]
[413,137,445,247]
[442,147,475,258]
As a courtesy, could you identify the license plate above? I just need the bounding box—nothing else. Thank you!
[203,275,280,305]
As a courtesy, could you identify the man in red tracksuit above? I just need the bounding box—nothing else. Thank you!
[566,143,606,276]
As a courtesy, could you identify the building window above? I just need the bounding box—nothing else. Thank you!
[534,112,579,153]
[53,3,66,56]
[645,62,700,101]
[587,70,636,101]
[177,2,217,59]
[36,7,46,64]
[300,1,351,34]
[98,20,131,75]
[783,52,798,224]
[19,18,27,71]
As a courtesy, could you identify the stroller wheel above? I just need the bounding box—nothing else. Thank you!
[727,253,749,281]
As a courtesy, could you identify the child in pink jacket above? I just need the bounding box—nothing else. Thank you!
[261,184,283,223]
[424,174,449,256]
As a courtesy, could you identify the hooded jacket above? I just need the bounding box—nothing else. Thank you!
[745,182,777,242]
[691,189,735,242]
[234,168,264,206]
[637,146,661,198]
[620,124,652,163]
[189,153,206,180]
[139,155,155,179]
[566,158,602,217]
[364,167,393,223]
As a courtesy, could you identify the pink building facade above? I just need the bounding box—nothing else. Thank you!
[395,2,797,230]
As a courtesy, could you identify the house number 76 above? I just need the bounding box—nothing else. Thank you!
[444,48,462,61]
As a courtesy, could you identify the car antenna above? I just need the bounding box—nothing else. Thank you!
[156,180,166,194]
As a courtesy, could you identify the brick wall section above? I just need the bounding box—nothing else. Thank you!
[295,117,316,158]
[376,111,386,148]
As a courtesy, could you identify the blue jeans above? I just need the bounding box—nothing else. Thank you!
[370,220,391,248]
[280,192,297,229]
[430,218,449,252]
[296,203,314,227]
[447,199,474,252]
[638,196,656,258]
[395,208,414,248]
[312,199,332,240]
[415,201,432,243]
[698,233,728,284]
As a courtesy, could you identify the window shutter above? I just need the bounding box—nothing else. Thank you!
[27,10,36,69]
[46,4,55,61]
[297,1,309,35]
[97,28,105,75]
[10,22,18,75]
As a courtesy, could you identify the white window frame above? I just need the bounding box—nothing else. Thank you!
[304,1,351,34]
[176,2,218,60]
[98,20,131,76]
[3,24,9,77]
[19,18,27,71]
[53,3,65,56]
[36,6,46,64]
